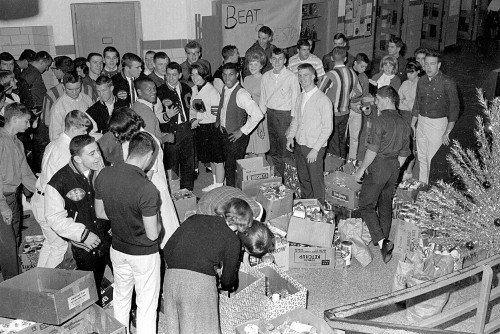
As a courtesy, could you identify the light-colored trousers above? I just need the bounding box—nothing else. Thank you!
[110,247,160,334]
[348,109,363,160]
[416,115,448,184]
[31,192,68,268]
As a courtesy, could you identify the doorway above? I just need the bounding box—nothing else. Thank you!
[71,2,142,57]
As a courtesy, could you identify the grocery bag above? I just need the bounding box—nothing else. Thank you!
[406,252,454,323]
[339,218,373,267]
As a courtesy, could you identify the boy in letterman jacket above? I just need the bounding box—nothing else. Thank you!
[44,134,111,305]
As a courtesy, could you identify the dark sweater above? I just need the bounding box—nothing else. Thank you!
[163,214,241,290]
[86,100,114,134]
[95,162,161,255]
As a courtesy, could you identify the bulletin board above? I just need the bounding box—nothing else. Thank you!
[337,0,374,40]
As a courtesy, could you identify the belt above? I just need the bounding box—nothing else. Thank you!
[37,190,44,196]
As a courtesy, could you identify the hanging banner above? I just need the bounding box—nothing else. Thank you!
[221,0,302,52]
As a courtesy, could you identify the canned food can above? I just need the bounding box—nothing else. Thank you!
[340,241,352,266]
[419,232,429,248]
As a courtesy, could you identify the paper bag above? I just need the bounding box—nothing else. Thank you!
[406,253,454,323]
[338,218,373,267]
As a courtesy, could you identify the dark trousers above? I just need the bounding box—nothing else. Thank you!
[32,122,50,174]
[72,229,112,306]
[222,130,250,187]
[267,109,293,177]
[358,157,400,244]
[164,123,195,191]
[0,191,21,279]
[327,114,349,159]
[295,144,326,204]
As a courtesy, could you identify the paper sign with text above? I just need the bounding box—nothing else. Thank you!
[221,0,302,52]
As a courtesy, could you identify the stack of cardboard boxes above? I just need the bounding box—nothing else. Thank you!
[0,268,125,334]
[266,200,337,271]
[236,157,282,198]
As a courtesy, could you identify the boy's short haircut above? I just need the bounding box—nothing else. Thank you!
[34,51,53,64]
[332,46,348,61]
[4,102,30,122]
[95,75,113,87]
[19,49,36,62]
[103,46,120,59]
[54,56,74,73]
[258,26,273,37]
[272,48,285,57]
[221,45,238,60]
[296,39,311,49]
[425,49,442,61]
[128,132,156,159]
[70,135,95,157]
[122,53,142,68]
[153,52,169,62]
[87,52,102,62]
[64,109,92,131]
[354,53,370,65]
[166,62,182,73]
[185,40,202,52]
[63,71,81,85]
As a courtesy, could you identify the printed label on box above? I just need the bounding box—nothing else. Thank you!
[293,249,330,265]
[250,172,270,180]
[68,288,90,310]
[332,190,349,202]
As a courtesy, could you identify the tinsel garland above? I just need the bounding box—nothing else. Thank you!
[413,89,500,258]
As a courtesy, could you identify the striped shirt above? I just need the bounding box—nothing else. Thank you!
[288,53,325,78]
[319,65,362,116]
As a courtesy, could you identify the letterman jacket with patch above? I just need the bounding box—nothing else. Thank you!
[45,159,110,252]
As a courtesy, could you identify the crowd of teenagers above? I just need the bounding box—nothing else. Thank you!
[0,25,458,333]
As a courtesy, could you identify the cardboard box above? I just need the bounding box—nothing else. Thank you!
[254,263,307,320]
[240,176,282,199]
[171,189,197,223]
[396,187,420,203]
[255,183,294,221]
[271,236,335,271]
[219,269,265,334]
[325,202,361,224]
[0,304,126,334]
[167,178,180,192]
[324,171,362,209]
[324,154,344,173]
[18,235,44,273]
[287,199,335,248]
[0,268,98,325]
[100,277,114,309]
[236,157,271,184]
[235,308,335,334]
[390,218,421,255]
[289,245,335,269]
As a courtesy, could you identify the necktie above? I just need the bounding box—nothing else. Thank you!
[173,88,186,123]
[130,78,136,104]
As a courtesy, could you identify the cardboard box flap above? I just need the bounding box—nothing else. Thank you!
[324,171,361,191]
[287,216,335,248]
[237,157,270,171]
[257,265,299,296]
[0,268,98,325]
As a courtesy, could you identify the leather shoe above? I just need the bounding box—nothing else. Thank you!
[380,239,394,264]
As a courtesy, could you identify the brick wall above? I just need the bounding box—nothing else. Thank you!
[0,25,58,88]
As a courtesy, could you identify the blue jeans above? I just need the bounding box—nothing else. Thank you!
[358,157,400,244]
